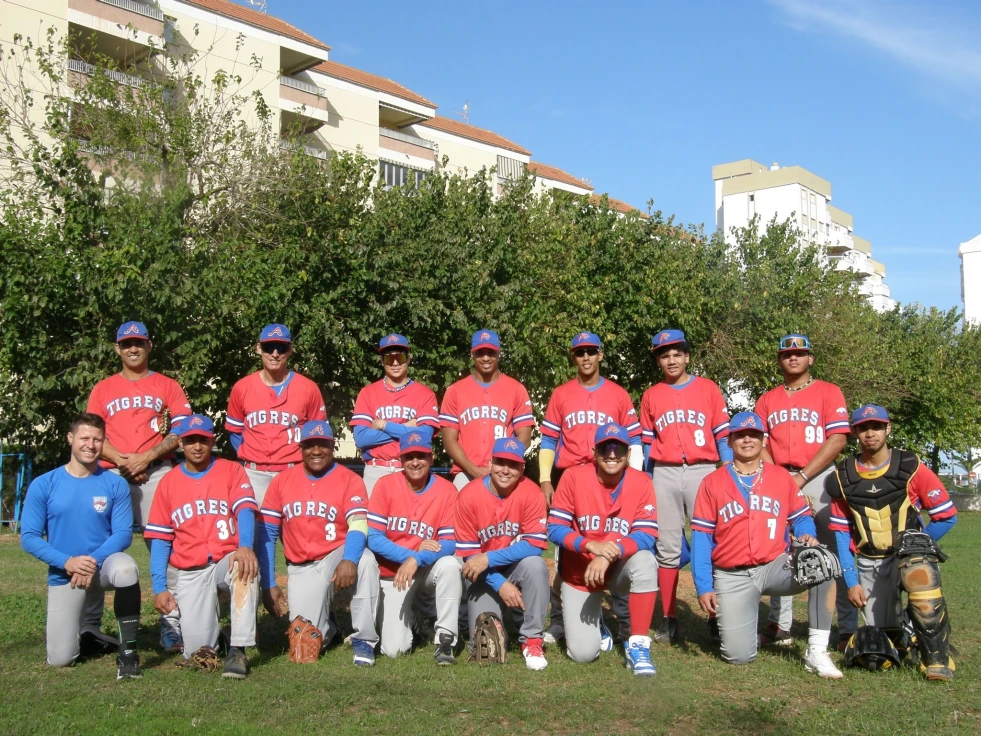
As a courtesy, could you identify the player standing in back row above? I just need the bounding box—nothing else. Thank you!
[350,334,440,494]
[640,329,732,644]
[755,334,855,651]
[439,329,535,490]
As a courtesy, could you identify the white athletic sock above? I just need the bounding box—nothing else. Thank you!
[808,628,830,650]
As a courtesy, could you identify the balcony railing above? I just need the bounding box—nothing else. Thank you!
[97,0,164,21]
[497,155,526,181]
[380,127,435,150]
[279,140,328,160]
[69,59,146,88]
[280,76,326,97]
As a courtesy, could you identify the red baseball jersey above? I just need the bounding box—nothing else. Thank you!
[225,371,326,465]
[755,380,850,468]
[259,463,368,564]
[350,379,440,462]
[86,372,191,468]
[691,464,811,569]
[639,376,730,464]
[548,465,658,591]
[367,472,457,577]
[455,476,547,555]
[144,459,258,569]
[541,377,641,469]
[828,461,956,537]
[439,375,535,471]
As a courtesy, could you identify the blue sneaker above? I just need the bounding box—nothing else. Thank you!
[159,624,183,653]
[351,638,375,667]
[624,635,656,676]
[600,620,614,652]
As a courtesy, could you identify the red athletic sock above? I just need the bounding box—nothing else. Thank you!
[628,591,657,636]
[658,567,680,617]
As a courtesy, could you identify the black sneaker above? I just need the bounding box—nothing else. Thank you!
[81,630,117,658]
[707,617,722,644]
[116,650,142,680]
[222,647,248,679]
[434,633,456,665]
[653,617,678,644]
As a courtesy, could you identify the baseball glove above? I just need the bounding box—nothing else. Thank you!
[468,612,508,664]
[793,543,843,587]
[287,615,322,664]
[895,530,948,564]
[184,645,222,672]
[157,407,171,436]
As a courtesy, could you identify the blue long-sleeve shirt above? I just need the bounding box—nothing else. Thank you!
[21,467,134,585]
[354,423,434,451]
[367,528,455,569]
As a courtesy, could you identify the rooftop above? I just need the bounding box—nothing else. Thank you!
[311,60,435,109]
[182,0,330,51]
[590,194,645,217]
[528,162,593,191]
[418,116,531,156]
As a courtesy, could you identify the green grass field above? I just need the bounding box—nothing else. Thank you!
[1,517,979,736]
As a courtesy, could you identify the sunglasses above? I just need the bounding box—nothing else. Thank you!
[572,347,599,358]
[118,339,148,350]
[382,351,408,365]
[595,440,628,458]
[779,336,810,351]
[260,342,290,354]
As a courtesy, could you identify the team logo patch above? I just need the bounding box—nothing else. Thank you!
[408,432,422,443]
[92,496,108,513]
[268,326,285,337]
[577,332,590,341]
[603,424,620,437]
[479,332,492,342]
[656,332,671,344]
[308,424,326,436]
[837,407,848,415]
[504,439,520,451]
[539,518,547,525]
[927,489,942,499]
[351,496,364,503]
[241,483,252,490]
[189,416,205,427]
[386,335,401,345]
[862,406,877,417]
[739,417,758,428]
[644,504,655,513]
[122,323,142,335]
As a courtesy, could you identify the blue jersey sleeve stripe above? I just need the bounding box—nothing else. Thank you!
[259,507,282,518]
[928,500,954,514]
[829,514,850,525]
[787,505,810,521]
[232,497,258,513]
[366,512,388,525]
[548,508,574,522]
[345,506,367,518]
[690,518,716,532]
[438,414,459,424]
[145,523,174,534]
[513,413,535,423]
[712,421,729,436]
[825,420,850,430]
[225,417,245,427]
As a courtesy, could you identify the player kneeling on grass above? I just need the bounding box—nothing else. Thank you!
[367,432,462,664]
[692,412,842,678]
[21,413,143,679]
[547,423,660,675]
[145,415,260,679]
[828,405,958,682]
[456,438,550,670]
[258,420,381,667]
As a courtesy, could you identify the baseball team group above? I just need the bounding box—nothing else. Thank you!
[20,321,958,683]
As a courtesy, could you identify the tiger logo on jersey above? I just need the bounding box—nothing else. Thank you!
[92,496,108,513]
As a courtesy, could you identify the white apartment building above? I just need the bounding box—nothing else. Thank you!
[960,234,981,325]
[713,159,896,312]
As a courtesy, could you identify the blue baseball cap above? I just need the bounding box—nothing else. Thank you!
[729,411,766,434]
[652,329,687,350]
[594,422,630,447]
[259,324,291,343]
[399,430,433,455]
[177,414,214,438]
[471,329,501,352]
[116,321,149,341]
[571,332,602,351]
[852,404,890,426]
[491,437,526,463]
[778,334,812,353]
[378,333,410,353]
[299,420,334,443]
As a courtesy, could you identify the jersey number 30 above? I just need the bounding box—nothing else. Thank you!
[216,517,237,540]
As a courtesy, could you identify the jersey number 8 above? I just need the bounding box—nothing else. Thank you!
[693,429,706,447]
[216,517,237,540]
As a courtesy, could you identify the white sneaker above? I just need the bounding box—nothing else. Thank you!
[543,627,563,646]
[521,638,548,671]
[804,646,843,679]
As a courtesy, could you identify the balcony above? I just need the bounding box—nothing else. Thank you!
[68,0,164,64]
[834,251,875,277]
[68,59,147,89]
[279,139,328,161]
[497,155,527,182]
[379,127,435,162]
[279,76,330,134]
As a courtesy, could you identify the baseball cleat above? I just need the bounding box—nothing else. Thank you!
[543,625,564,647]
[923,663,954,682]
[159,625,184,653]
[521,638,548,671]
[434,633,456,665]
[351,638,376,667]
[116,650,142,680]
[222,647,249,679]
[653,617,678,644]
[80,629,118,658]
[599,620,614,652]
[803,647,843,679]
[759,621,793,648]
[624,636,657,676]
[707,617,722,645]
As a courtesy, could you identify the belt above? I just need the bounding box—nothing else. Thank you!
[783,465,804,473]
[654,460,714,468]
[242,462,295,472]
[366,459,402,468]
[717,564,756,572]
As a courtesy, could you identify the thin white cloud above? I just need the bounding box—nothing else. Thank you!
[767,0,981,98]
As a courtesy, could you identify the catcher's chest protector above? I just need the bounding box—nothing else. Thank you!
[835,451,920,557]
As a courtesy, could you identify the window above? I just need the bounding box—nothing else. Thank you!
[379,161,428,190]
[748,193,755,219]
[496,155,526,181]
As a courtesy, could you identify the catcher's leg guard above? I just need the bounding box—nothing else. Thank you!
[899,558,954,680]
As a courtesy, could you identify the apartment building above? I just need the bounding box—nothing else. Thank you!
[960,233,981,325]
[713,159,896,312]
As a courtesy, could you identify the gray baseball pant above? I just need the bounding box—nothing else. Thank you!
[453,472,473,490]
[362,465,402,496]
[652,461,715,568]
[466,557,549,645]
[767,467,857,636]
[168,552,258,658]
[287,548,380,646]
[561,550,658,664]
[377,555,462,658]
[46,552,140,667]
[855,554,902,628]
[243,468,279,506]
[714,553,829,665]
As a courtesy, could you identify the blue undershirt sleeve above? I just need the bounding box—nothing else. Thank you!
[229,432,244,452]
[790,514,818,539]
[618,531,656,557]
[924,515,957,542]
[367,528,414,565]
[150,539,173,595]
[342,530,367,563]
[236,507,255,548]
[716,437,733,463]
[540,436,557,452]
[834,530,858,588]
[257,522,280,590]
[629,435,642,447]
[547,523,584,552]
[643,444,653,473]
[692,530,717,596]
[486,540,541,568]
[484,572,508,592]
[413,540,455,567]
[353,425,393,449]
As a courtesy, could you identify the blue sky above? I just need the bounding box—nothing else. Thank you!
[265,0,980,311]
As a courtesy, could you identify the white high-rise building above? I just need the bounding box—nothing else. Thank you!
[713,159,896,312]
[960,234,981,325]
